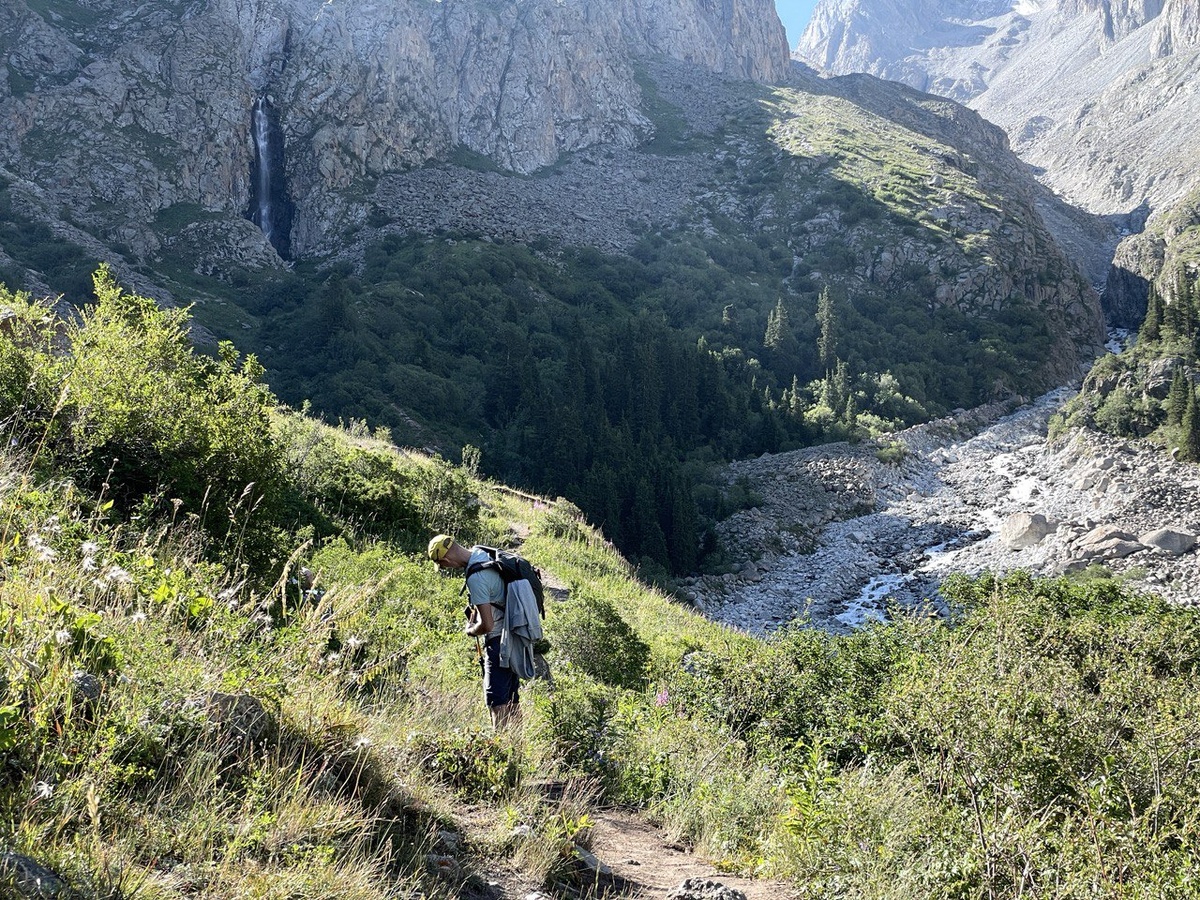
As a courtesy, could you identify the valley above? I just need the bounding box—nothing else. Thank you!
[696,374,1200,634]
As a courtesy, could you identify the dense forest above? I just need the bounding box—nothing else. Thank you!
[236,229,1058,577]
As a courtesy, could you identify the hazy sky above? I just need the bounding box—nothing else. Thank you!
[776,0,820,47]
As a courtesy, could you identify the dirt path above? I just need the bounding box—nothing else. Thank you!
[584,810,796,900]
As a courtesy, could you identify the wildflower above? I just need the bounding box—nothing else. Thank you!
[345,635,365,652]
[81,541,100,556]
[129,611,148,624]
[655,688,670,707]
[104,566,133,585]
[32,781,53,801]
[54,629,72,646]
[353,735,372,750]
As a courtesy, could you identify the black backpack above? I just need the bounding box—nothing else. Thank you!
[464,546,546,618]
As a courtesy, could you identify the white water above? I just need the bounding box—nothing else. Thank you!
[252,97,274,245]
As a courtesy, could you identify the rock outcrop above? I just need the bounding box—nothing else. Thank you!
[0,0,788,262]
[796,0,1200,318]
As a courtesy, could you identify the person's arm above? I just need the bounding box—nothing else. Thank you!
[465,600,495,637]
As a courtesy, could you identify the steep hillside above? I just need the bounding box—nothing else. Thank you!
[0,0,1105,575]
[796,0,1200,322]
[4,281,1200,900]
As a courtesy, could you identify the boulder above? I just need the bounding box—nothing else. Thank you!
[1138,528,1197,556]
[198,692,275,747]
[1144,356,1185,400]
[667,878,748,900]
[70,671,102,702]
[0,851,67,898]
[1075,525,1147,561]
[1000,512,1056,549]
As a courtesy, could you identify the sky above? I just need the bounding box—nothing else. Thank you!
[776,0,820,48]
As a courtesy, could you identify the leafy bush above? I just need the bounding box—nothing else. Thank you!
[2,269,286,567]
[546,595,650,690]
[408,730,520,800]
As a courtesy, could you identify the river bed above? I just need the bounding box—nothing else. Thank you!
[696,383,1200,635]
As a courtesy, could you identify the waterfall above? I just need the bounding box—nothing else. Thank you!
[251,98,275,246]
[248,96,292,257]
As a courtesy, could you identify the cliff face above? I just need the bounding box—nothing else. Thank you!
[0,0,788,261]
[794,0,1200,217]
[795,0,1200,321]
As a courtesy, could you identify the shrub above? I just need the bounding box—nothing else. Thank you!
[3,268,286,567]
[546,595,650,690]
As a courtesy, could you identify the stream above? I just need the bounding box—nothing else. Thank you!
[700,382,1200,635]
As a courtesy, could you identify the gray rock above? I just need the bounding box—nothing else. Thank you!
[573,845,612,876]
[0,851,67,898]
[199,692,274,746]
[1075,526,1147,561]
[70,671,102,705]
[426,853,462,880]
[1139,528,1197,556]
[1000,512,1056,549]
[667,878,747,900]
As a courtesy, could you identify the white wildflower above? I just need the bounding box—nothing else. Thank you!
[54,629,72,646]
[104,566,133,585]
[32,781,54,801]
[129,611,148,624]
[345,635,365,652]
[81,541,100,556]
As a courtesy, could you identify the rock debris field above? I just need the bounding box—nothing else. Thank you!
[686,387,1200,635]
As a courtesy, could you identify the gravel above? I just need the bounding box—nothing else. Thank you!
[690,385,1200,635]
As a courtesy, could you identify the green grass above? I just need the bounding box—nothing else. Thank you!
[4,276,1200,898]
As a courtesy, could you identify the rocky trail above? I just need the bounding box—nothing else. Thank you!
[687,384,1200,634]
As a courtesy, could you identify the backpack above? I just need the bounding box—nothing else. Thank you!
[464,546,546,619]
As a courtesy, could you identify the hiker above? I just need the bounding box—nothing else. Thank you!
[427,534,522,729]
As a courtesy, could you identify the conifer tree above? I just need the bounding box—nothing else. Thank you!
[816,286,839,373]
[1166,367,1190,426]
[1141,283,1162,343]
[1183,387,1200,462]
[764,297,789,351]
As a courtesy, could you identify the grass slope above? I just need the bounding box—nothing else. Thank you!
[3,276,1200,899]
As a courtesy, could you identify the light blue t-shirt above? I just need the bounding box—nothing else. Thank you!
[466,547,505,640]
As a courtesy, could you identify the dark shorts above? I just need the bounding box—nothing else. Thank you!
[481,636,520,708]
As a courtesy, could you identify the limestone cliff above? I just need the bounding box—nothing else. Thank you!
[0,0,788,262]
[795,0,1200,323]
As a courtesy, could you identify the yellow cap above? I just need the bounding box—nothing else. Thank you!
[427,534,453,561]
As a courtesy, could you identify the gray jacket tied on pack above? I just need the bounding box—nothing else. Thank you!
[499,579,543,680]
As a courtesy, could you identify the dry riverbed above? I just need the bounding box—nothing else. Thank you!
[686,387,1200,635]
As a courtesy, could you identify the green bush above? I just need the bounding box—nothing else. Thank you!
[546,595,650,690]
[2,268,286,567]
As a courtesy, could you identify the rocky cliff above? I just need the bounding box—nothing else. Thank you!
[0,0,1107,422]
[795,0,1200,324]
[0,0,788,264]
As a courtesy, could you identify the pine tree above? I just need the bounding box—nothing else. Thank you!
[787,374,805,419]
[764,298,788,350]
[816,286,839,373]
[1141,283,1162,343]
[1166,368,1191,426]
[1183,387,1200,462]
